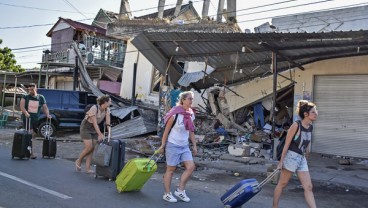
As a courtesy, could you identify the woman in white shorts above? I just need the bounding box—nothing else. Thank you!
[158,91,197,203]
[273,100,318,208]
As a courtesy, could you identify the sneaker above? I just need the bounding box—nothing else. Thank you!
[163,192,177,203]
[174,189,190,202]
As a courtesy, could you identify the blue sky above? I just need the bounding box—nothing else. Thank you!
[1,0,367,69]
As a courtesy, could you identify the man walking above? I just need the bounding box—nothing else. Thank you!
[19,83,51,159]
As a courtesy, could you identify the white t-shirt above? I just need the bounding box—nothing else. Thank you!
[168,113,195,146]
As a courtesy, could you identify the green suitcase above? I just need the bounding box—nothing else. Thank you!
[115,154,159,192]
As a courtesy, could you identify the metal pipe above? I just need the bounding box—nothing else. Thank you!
[73,56,79,91]
[12,76,17,118]
[131,63,137,106]
[272,52,278,159]
[45,64,49,89]
[1,72,7,114]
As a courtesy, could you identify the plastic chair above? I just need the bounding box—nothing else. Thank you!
[0,111,9,128]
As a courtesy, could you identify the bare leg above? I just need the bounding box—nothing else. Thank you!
[297,171,316,208]
[273,169,293,208]
[76,139,94,169]
[85,140,97,172]
[163,166,176,193]
[178,160,195,191]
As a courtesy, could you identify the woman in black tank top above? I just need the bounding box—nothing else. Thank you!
[273,100,318,208]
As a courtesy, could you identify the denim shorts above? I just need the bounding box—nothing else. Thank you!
[165,142,193,166]
[283,150,309,172]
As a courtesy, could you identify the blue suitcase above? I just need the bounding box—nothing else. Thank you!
[221,169,280,207]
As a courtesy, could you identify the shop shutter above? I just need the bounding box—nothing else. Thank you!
[312,75,368,158]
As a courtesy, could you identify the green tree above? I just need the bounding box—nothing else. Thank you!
[0,39,25,72]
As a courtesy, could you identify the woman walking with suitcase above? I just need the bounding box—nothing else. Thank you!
[273,100,318,208]
[75,95,111,174]
[158,91,197,203]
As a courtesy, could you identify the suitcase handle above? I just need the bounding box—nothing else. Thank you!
[45,117,52,138]
[25,117,31,132]
[258,168,280,188]
[103,123,111,143]
[143,150,162,172]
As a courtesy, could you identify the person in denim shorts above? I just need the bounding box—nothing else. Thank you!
[273,100,318,208]
[158,91,197,203]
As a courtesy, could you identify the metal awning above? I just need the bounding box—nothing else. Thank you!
[132,30,368,89]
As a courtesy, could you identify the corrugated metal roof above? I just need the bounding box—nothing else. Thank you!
[47,18,106,37]
[178,65,215,87]
[132,30,368,89]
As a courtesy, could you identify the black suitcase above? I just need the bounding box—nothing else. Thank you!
[42,118,57,158]
[95,139,126,181]
[42,136,57,158]
[12,118,32,159]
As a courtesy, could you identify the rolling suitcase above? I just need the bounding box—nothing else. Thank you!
[42,118,57,158]
[12,118,32,159]
[221,169,280,208]
[95,128,126,181]
[115,151,161,192]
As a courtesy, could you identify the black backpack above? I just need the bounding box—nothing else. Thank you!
[276,121,300,161]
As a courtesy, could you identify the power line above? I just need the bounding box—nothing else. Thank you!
[0,2,95,14]
[237,2,368,24]
[62,0,88,18]
[7,1,368,51]
[0,0,299,30]
[0,18,93,29]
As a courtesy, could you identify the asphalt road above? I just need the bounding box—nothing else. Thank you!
[1,142,367,208]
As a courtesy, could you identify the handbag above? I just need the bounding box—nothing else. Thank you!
[92,125,112,167]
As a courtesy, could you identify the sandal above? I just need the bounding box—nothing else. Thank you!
[86,170,95,174]
[30,155,37,159]
[75,161,82,172]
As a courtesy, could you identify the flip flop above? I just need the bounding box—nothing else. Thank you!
[30,156,37,159]
[75,161,82,172]
[86,170,95,174]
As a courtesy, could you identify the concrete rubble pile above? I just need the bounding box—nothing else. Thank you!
[129,85,294,165]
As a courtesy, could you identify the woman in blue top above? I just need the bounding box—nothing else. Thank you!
[273,100,318,208]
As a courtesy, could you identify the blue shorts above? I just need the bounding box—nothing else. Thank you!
[283,150,309,172]
[165,142,193,166]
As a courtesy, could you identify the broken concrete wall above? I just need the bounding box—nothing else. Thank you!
[224,69,296,113]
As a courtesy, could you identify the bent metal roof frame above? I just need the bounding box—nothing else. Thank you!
[132,30,368,89]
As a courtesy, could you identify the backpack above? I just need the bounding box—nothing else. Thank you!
[84,104,98,114]
[276,121,300,161]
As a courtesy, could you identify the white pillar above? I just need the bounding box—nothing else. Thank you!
[202,0,210,19]
[119,0,132,20]
[173,0,183,17]
[217,0,225,23]
[158,0,166,19]
[227,0,237,23]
